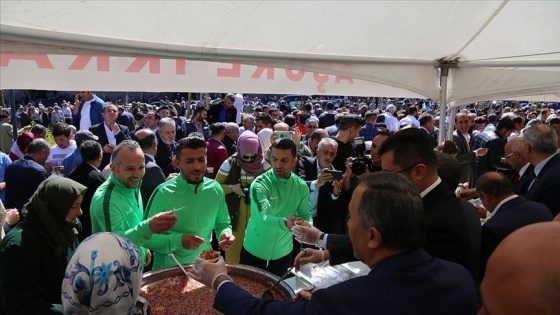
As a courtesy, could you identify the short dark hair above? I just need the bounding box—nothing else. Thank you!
[408,106,418,115]
[376,115,386,123]
[80,140,102,162]
[436,153,461,190]
[132,131,157,151]
[310,129,326,142]
[147,110,160,121]
[211,122,226,135]
[284,115,296,127]
[30,124,47,137]
[488,113,498,124]
[256,113,273,127]
[476,172,514,196]
[52,123,71,138]
[364,111,377,121]
[303,103,313,112]
[357,172,424,251]
[338,114,365,131]
[496,116,515,131]
[193,106,207,116]
[175,136,206,160]
[271,138,297,158]
[419,113,433,126]
[378,128,437,172]
[298,112,310,124]
[26,139,50,154]
[326,102,334,110]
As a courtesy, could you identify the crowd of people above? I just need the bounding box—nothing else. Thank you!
[0,91,559,314]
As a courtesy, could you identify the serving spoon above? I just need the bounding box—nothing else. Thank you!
[169,253,191,278]
[259,264,295,300]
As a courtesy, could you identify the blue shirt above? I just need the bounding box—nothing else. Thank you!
[359,122,379,141]
[218,107,227,122]
[0,152,12,204]
[63,149,82,177]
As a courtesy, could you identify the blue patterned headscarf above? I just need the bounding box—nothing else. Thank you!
[61,232,143,315]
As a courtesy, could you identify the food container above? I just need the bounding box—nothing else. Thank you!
[137,264,295,314]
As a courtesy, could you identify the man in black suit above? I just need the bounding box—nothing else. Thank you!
[298,129,473,274]
[523,124,560,217]
[453,112,488,188]
[133,129,166,209]
[476,172,552,279]
[419,113,436,148]
[68,140,105,241]
[295,137,344,234]
[89,103,131,170]
[116,106,136,132]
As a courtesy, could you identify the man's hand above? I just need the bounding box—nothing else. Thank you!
[285,216,299,230]
[475,148,489,157]
[292,225,322,247]
[459,188,478,200]
[103,143,115,154]
[294,248,329,271]
[316,168,333,188]
[5,209,20,226]
[181,234,205,250]
[294,288,315,301]
[0,182,6,190]
[148,210,177,233]
[230,183,245,197]
[187,256,230,291]
[166,173,178,181]
[219,232,235,251]
[292,129,302,148]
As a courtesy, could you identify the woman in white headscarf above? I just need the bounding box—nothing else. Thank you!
[61,232,143,315]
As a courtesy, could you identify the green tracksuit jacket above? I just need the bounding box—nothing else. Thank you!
[144,175,232,270]
[91,174,152,260]
[243,170,311,260]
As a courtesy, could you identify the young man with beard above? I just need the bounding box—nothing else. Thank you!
[183,106,210,140]
[240,138,311,277]
[91,140,178,264]
[144,136,234,270]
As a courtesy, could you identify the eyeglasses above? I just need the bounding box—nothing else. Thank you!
[502,152,520,160]
[242,154,257,162]
[384,161,423,174]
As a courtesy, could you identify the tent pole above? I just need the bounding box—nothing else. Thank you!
[447,105,457,141]
[438,65,449,145]
[10,90,18,140]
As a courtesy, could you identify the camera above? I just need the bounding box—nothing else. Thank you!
[351,137,373,175]
[242,186,251,204]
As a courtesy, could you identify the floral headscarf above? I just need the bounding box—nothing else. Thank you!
[61,232,143,315]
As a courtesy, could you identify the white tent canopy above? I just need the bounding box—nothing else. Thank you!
[1,0,559,103]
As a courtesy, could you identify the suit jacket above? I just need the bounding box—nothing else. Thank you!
[207,102,237,125]
[89,122,131,169]
[223,136,237,157]
[480,196,552,278]
[453,131,477,188]
[525,153,560,217]
[460,200,481,284]
[116,110,136,132]
[4,156,49,214]
[295,156,344,234]
[155,138,177,178]
[214,248,479,315]
[513,164,535,196]
[327,181,472,274]
[68,162,105,241]
[140,154,165,209]
[183,119,210,140]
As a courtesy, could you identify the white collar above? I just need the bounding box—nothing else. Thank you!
[492,195,518,215]
[420,177,442,198]
[518,163,530,176]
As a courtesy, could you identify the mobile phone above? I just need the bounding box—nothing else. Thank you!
[327,170,343,180]
[276,131,292,140]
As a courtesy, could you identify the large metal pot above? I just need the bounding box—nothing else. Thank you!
[137,264,295,314]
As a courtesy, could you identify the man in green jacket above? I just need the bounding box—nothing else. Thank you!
[144,136,234,270]
[91,140,177,263]
[241,138,312,276]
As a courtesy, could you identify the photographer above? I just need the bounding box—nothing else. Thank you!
[330,114,365,171]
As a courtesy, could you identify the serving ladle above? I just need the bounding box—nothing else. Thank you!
[259,264,295,300]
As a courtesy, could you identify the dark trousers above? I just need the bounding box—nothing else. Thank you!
[240,247,293,277]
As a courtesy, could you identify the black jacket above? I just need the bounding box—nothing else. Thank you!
[207,102,237,125]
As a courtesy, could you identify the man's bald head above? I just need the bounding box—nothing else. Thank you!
[479,222,560,315]
[133,129,157,154]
